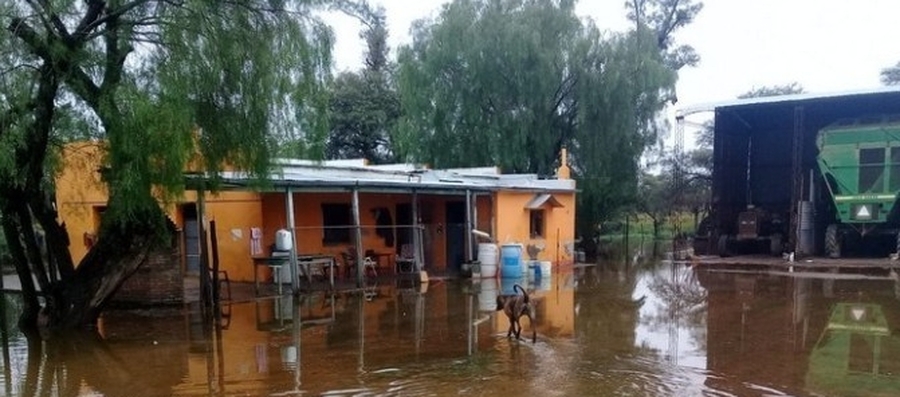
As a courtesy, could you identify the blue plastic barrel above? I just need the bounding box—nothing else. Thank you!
[501,276,526,295]
[500,244,523,278]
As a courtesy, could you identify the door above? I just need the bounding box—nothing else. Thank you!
[182,204,201,274]
[395,203,413,255]
[445,201,466,275]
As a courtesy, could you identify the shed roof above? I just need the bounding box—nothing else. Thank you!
[193,158,576,194]
[676,86,900,118]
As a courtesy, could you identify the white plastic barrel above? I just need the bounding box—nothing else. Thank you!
[477,243,499,278]
[539,261,552,277]
[275,229,293,251]
[478,278,499,312]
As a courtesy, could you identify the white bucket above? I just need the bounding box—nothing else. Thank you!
[539,261,552,277]
[526,260,540,281]
[477,243,499,266]
[275,229,293,251]
[477,243,499,278]
[479,264,498,278]
[478,278,499,312]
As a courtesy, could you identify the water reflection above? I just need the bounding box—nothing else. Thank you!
[0,262,899,396]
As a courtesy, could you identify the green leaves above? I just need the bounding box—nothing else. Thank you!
[1,0,349,238]
[397,0,583,174]
[397,0,682,240]
[325,14,400,164]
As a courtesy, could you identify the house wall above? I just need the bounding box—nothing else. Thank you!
[55,142,110,263]
[55,142,265,286]
[56,143,572,289]
[185,191,264,283]
[493,191,576,267]
[493,276,575,338]
[260,192,486,275]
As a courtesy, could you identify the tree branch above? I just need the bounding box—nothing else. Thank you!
[8,17,53,60]
[73,0,107,42]
[79,0,152,36]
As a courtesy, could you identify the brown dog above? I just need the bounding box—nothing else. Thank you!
[495,284,536,343]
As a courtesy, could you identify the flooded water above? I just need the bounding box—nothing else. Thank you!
[1,260,899,396]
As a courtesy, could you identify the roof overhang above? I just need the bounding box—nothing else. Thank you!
[675,86,900,119]
[524,193,564,210]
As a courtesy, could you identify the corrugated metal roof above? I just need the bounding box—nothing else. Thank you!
[195,160,576,193]
[676,86,900,118]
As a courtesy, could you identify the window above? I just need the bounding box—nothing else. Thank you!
[890,147,900,192]
[859,148,885,193]
[322,204,351,245]
[529,210,545,238]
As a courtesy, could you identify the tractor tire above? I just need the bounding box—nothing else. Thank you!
[717,234,731,257]
[825,224,841,258]
[770,234,783,257]
[895,230,900,257]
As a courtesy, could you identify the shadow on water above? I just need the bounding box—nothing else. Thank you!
[0,255,899,396]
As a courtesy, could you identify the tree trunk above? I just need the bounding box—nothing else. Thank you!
[43,201,165,334]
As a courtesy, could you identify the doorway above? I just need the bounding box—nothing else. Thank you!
[395,203,412,255]
[182,204,201,274]
[445,201,466,275]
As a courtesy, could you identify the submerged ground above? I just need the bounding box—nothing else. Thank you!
[1,253,899,396]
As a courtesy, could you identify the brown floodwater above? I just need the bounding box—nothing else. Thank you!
[1,259,899,396]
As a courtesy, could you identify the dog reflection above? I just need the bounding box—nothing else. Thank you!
[495,284,536,343]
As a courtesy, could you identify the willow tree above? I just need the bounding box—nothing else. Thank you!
[396,0,584,175]
[396,0,682,255]
[0,0,346,336]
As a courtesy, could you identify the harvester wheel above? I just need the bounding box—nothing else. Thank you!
[770,234,783,256]
[825,224,841,258]
[895,230,900,257]
[717,234,731,257]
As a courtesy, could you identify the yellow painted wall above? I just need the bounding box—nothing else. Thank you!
[55,142,110,262]
[56,142,264,282]
[56,143,574,285]
[185,191,263,282]
[493,191,576,267]
[493,275,575,338]
[260,192,483,275]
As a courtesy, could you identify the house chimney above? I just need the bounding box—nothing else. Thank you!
[556,147,570,179]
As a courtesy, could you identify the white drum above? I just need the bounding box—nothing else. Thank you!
[275,229,293,251]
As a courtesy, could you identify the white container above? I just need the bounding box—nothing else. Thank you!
[275,229,293,251]
[539,261,552,277]
[478,243,499,278]
[526,260,540,281]
[478,278,499,312]
[479,264,498,278]
[477,243,499,266]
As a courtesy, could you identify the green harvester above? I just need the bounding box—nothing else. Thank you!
[817,116,900,257]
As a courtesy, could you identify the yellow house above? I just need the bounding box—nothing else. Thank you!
[55,142,577,290]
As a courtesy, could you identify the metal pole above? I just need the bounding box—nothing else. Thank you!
[292,295,302,392]
[285,187,299,295]
[352,187,364,287]
[197,185,211,309]
[789,106,805,253]
[465,190,473,262]
[210,220,220,303]
[412,189,420,271]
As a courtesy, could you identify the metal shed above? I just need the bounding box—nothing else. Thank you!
[678,86,900,256]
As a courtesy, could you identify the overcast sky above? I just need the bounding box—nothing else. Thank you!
[325,0,900,143]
